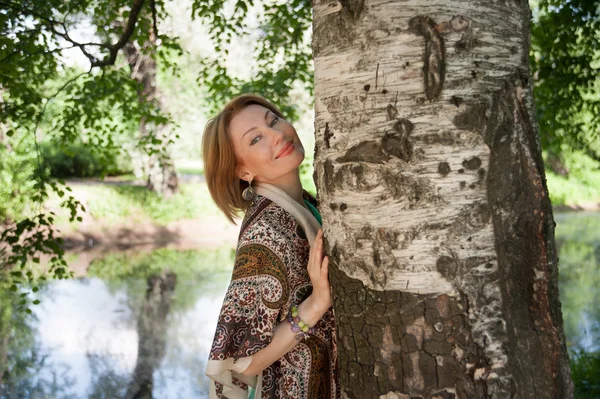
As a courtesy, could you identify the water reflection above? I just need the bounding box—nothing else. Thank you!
[126,272,177,399]
[555,212,600,353]
[0,213,598,397]
[0,248,234,399]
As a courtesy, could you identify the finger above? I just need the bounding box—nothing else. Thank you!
[309,238,320,275]
[321,255,329,277]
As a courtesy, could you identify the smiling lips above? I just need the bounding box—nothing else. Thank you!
[276,141,294,159]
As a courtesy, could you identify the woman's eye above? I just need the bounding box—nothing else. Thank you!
[270,116,279,127]
[250,136,261,145]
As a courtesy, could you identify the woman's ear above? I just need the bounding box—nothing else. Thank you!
[237,166,253,183]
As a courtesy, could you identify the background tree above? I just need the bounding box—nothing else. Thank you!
[530,0,600,172]
[311,0,573,398]
[0,0,176,305]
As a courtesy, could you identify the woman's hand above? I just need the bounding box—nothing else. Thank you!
[307,229,332,311]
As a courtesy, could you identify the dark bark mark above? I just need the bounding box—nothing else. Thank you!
[312,0,361,57]
[337,141,389,163]
[456,29,476,53]
[322,159,335,195]
[416,132,456,146]
[446,201,492,236]
[364,84,371,92]
[382,119,414,162]
[431,389,456,399]
[453,74,573,398]
[437,162,451,176]
[450,96,464,107]
[324,122,333,149]
[329,164,435,206]
[436,256,458,278]
[408,16,446,101]
[453,102,488,133]
[339,0,365,20]
[386,104,399,120]
[379,171,437,204]
[462,157,481,170]
[478,168,486,180]
[329,262,491,399]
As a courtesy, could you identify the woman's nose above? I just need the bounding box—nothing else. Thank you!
[270,127,284,145]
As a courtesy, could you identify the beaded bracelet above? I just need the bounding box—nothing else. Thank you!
[287,305,315,341]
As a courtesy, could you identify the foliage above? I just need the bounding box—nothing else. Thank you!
[545,150,600,206]
[569,350,600,399]
[40,140,133,178]
[530,0,600,163]
[300,154,317,197]
[0,0,182,305]
[191,0,313,121]
[0,143,38,223]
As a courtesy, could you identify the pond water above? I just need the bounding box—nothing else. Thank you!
[0,212,598,398]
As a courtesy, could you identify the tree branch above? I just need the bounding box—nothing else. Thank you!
[1,0,147,69]
[150,0,159,39]
[92,0,147,68]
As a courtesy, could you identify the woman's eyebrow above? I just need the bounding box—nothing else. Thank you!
[242,110,270,139]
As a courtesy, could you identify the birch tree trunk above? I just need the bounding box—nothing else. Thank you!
[311,0,573,398]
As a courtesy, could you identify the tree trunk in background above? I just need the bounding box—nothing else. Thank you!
[312,0,573,398]
[0,325,9,393]
[124,29,179,198]
[125,272,177,399]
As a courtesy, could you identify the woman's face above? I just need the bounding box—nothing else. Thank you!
[229,104,305,184]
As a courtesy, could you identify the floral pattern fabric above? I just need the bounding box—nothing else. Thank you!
[208,192,339,399]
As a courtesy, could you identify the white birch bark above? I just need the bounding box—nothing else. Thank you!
[312,0,573,397]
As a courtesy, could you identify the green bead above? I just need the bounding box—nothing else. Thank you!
[292,310,298,317]
[298,321,305,328]
[301,325,309,333]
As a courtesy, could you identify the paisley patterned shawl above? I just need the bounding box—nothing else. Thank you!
[206,190,339,399]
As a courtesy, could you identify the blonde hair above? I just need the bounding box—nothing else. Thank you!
[202,94,285,224]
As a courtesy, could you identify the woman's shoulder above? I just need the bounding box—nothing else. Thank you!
[237,195,299,247]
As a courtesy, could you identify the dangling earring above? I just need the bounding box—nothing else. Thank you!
[242,179,256,202]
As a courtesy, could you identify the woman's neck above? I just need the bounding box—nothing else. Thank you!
[259,169,306,209]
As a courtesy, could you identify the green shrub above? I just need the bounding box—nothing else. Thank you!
[570,350,600,399]
[40,140,132,178]
[0,144,37,223]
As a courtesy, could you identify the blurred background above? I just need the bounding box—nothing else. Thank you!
[0,0,598,397]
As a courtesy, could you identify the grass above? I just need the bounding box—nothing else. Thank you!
[545,151,600,207]
[175,159,204,176]
[85,182,221,225]
[47,181,223,228]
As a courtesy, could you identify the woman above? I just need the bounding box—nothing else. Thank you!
[203,94,339,399]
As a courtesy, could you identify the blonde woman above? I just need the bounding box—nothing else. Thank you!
[203,94,339,399]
